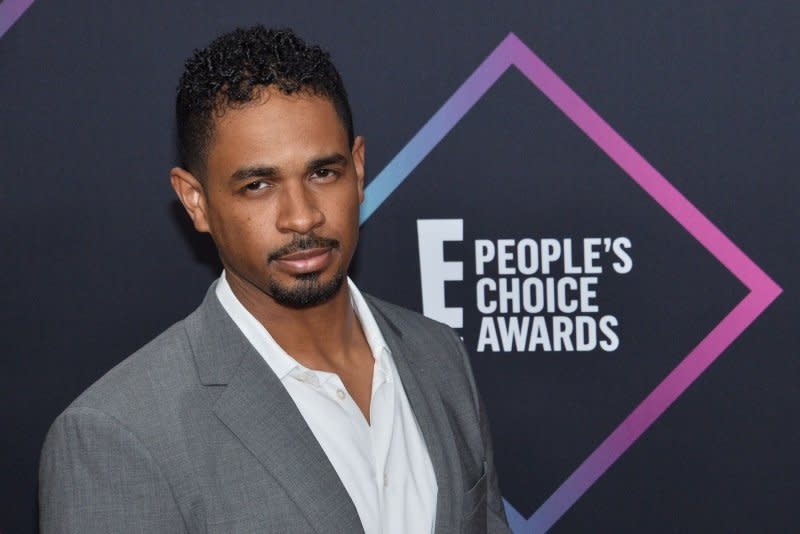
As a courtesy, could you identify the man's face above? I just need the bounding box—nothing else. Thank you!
[173,88,365,308]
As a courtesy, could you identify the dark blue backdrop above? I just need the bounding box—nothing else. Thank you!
[1,1,796,532]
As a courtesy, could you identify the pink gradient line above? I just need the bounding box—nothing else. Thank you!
[0,0,36,38]
[491,32,783,531]
[505,34,777,295]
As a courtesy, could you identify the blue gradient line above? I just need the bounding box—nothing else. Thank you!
[359,35,516,224]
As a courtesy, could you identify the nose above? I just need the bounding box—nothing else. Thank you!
[275,180,325,234]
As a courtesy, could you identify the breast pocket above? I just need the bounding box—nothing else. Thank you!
[461,462,488,533]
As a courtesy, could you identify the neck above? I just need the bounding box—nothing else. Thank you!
[225,271,360,370]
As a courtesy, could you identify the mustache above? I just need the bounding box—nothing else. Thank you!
[267,234,340,262]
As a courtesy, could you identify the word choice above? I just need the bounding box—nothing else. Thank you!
[477,276,598,314]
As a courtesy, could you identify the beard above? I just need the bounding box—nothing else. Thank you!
[266,233,347,308]
[267,268,347,309]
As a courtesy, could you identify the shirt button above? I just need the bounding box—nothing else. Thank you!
[383,473,389,487]
[336,388,346,400]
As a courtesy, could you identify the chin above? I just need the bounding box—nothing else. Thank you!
[268,268,347,309]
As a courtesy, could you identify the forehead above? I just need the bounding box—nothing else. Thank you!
[207,88,349,173]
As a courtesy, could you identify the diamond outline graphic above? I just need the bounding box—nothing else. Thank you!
[359,33,783,533]
[0,0,36,39]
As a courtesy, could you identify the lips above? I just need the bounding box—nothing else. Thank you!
[273,247,333,274]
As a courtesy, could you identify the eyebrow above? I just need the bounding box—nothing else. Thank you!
[229,154,349,184]
[307,153,348,170]
[230,165,277,183]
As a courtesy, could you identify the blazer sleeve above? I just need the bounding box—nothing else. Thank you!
[39,407,187,533]
[447,328,513,534]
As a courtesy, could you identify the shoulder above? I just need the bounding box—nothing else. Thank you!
[47,303,206,447]
[71,319,195,412]
[41,309,207,471]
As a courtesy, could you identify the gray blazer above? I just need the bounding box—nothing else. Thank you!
[39,284,511,533]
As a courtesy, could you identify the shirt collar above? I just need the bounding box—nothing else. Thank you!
[214,272,392,382]
[215,271,297,380]
[347,278,393,383]
[346,279,391,356]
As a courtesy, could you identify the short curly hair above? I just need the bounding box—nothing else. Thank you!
[176,26,354,177]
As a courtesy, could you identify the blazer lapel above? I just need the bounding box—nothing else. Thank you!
[186,285,364,534]
[367,298,462,534]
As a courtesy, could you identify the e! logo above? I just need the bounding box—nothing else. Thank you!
[416,219,464,328]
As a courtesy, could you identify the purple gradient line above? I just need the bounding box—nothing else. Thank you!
[362,32,781,533]
[0,0,35,39]
[504,32,782,531]
[507,34,772,293]
[528,290,778,532]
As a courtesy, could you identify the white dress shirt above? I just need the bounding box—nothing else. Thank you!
[215,272,438,534]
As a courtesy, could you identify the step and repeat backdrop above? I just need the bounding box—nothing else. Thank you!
[1,1,796,532]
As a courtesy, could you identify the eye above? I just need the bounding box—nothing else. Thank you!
[311,168,339,182]
[244,180,268,192]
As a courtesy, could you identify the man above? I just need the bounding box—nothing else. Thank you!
[39,26,511,533]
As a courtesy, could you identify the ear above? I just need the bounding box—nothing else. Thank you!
[170,167,211,233]
[352,135,366,203]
